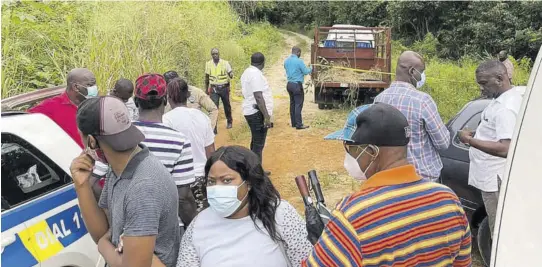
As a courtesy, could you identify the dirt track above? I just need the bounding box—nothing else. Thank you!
[213,32,484,266]
[213,32,354,211]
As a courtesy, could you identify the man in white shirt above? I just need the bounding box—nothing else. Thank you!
[240,52,273,175]
[458,60,522,236]
[163,78,216,212]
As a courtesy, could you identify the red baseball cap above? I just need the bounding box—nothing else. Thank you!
[135,73,167,100]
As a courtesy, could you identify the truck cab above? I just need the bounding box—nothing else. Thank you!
[319,24,375,49]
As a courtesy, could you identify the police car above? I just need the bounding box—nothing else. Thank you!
[2,88,103,267]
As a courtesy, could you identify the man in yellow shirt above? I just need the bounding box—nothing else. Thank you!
[205,48,233,130]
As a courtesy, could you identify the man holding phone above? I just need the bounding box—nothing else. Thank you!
[458,60,522,237]
[70,96,180,267]
[240,52,273,175]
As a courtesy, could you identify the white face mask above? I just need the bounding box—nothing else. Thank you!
[344,152,366,181]
[412,69,426,89]
[207,181,248,218]
[343,146,378,181]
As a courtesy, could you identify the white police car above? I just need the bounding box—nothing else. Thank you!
[1,108,103,267]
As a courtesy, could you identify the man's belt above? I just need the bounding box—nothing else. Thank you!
[211,83,229,89]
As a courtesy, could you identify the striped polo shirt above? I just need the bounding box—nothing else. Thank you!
[303,165,471,267]
[92,121,195,186]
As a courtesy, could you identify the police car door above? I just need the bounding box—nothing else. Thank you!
[1,132,100,267]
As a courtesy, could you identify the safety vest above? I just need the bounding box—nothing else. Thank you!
[206,59,230,85]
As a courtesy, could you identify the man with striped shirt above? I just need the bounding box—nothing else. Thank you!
[92,73,197,228]
[303,103,471,267]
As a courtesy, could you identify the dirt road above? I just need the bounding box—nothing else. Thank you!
[213,32,484,266]
[214,32,354,212]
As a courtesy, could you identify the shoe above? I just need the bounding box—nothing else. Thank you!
[264,171,271,176]
[227,122,233,129]
[296,125,310,130]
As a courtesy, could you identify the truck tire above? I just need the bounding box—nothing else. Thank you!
[363,93,375,104]
[318,103,326,110]
[477,217,492,267]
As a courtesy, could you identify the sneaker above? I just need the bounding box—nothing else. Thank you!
[227,122,233,129]
[296,125,310,130]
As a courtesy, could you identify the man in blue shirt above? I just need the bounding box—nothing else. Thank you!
[284,46,312,129]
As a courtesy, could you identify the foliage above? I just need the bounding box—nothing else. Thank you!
[249,1,542,61]
[393,45,532,121]
[1,1,92,97]
[1,1,283,98]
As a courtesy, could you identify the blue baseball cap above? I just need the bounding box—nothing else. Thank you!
[324,105,372,142]
[325,103,410,146]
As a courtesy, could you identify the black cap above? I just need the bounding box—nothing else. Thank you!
[351,103,410,146]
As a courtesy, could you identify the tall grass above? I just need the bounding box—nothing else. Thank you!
[1,1,283,98]
[392,40,533,121]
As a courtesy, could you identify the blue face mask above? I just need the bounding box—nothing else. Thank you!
[76,85,98,99]
[86,85,99,97]
[207,181,248,218]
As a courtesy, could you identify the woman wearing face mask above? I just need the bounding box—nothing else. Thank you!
[177,146,312,267]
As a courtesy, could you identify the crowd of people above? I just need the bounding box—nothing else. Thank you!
[26,45,521,266]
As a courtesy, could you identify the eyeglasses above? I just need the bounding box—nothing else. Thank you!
[343,141,366,154]
[343,142,379,157]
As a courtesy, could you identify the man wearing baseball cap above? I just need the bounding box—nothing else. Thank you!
[71,96,181,267]
[303,103,472,266]
[92,73,198,228]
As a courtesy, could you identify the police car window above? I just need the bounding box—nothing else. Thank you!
[1,133,71,209]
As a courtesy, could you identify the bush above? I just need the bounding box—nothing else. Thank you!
[391,40,532,121]
[1,1,284,98]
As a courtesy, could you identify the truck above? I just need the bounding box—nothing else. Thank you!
[310,25,392,109]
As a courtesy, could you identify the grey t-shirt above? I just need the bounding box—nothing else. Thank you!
[99,145,180,267]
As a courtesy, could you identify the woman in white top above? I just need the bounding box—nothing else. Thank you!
[177,146,313,267]
[163,78,215,212]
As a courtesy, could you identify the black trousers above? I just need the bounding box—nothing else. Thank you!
[244,111,268,162]
[286,82,305,128]
[210,85,232,123]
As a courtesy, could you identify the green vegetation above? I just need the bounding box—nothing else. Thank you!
[243,1,542,61]
[394,38,532,121]
[1,1,283,98]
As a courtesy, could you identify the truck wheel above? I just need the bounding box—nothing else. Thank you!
[363,93,375,104]
[318,103,326,110]
[477,217,492,267]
